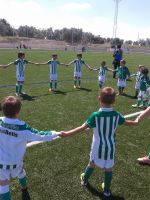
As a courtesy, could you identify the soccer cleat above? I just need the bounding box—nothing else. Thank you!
[15,93,19,96]
[78,86,81,89]
[20,92,26,95]
[22,188,31,200]
[137,155,150,165]
[80,173,88,186]
[116,92,121,96]
[132,104,138,108]
[138,104,144,107]
[74,85,77,89]
[48,88,53,92]
[102,182,111,197]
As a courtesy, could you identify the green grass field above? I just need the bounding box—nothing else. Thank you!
[0,49,150,200]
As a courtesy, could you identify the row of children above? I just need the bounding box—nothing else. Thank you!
[0,52,91,95]
[0,52,150,108]
[0,87,149,200]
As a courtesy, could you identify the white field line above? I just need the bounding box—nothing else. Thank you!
[124,111,143,119]
[27,141,44,148]
[27,111,144,148]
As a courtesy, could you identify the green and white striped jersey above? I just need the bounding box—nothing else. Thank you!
[0,117,59,165]
[99,66,108,76]
[73,59,85,73]
[14,59,29,77]
[140,75,150,91]
[47,59,60,75]
[85,108,125,160]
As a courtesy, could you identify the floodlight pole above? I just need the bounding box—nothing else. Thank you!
[113,0,122,39]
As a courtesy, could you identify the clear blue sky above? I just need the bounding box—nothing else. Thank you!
[0,0,150,41]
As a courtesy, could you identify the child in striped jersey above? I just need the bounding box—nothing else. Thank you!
[67,53,92,89]
[130,65,144,99]
[59,87,137,197]
[115,59,131,95]
[132,67,150,108]
[37,54,67,92]
[0,96,59,200]
[0,52,38,96]
[91,61,114,89]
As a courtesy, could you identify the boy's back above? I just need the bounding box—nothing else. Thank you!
[86,107,125,160]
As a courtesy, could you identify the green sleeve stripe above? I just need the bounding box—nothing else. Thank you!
[0,122,52,135]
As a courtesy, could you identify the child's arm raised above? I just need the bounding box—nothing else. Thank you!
[135,107,150,122]
[90,67,99,71]
[84,63,93,71]
[1,62,14,68]
[107,67,114,72]
[124,119,138,126]
[59,62,68,67]
[28,61,40,65]
[59,123,88,138]
[67,60,74,66]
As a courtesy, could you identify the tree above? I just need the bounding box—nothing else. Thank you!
[0,19,13,36]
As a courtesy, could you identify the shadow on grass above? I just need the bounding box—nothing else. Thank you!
[78,87,92,92]
[20,93,35,101]
[21,93,49,101]
[53,90,67,95]
[121,93,135,99]
[86,183,125,200]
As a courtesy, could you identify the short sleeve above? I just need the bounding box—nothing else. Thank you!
[82,60,85,64]
[118,114,125,125]
[57,61,60,64]
[85,112,96,128]
[24,59,29,64]
[47,60,51,64]
[14,60,18,65]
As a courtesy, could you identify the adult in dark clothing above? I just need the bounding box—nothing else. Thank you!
[112,45,123,78]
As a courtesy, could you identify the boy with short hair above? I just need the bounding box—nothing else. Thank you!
[67,53,91,89]
[0,52,38,96]
[132,67,150,108]
[37,54,67,92]
[115,59,131,95]
[130,65,144,99]
[59,87,137,197]
[91,61,114,89]
[0,96,59,200]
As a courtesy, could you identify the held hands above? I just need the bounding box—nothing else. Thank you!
[134,116,141,124]
[58,131,68,138]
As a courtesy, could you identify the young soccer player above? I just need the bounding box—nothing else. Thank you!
[132,67,150,108]
[67,53,91,88]
[130,65,144,99]
[59,87,137,197]
[37,54,67,92]
[115,59,131,95]
[0,52,38,96]
[0,96,59,200]
[91,61,114,89]
[135,107,150,165]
